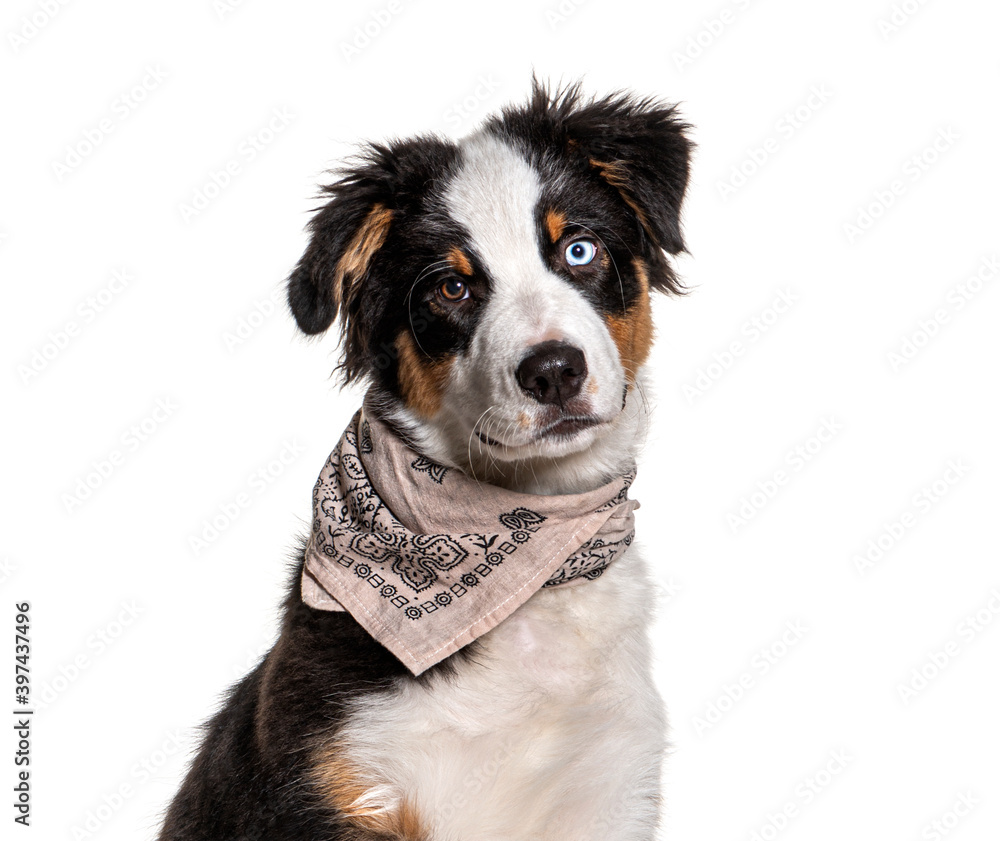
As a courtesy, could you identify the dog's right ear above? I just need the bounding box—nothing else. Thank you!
[286,151,396,337]
[288,138,459,383]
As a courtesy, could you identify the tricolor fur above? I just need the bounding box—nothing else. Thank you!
[160,81,692,841]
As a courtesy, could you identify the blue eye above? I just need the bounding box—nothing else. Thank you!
[565,239,597,266]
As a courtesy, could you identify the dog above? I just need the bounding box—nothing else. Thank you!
[159,80,691,841]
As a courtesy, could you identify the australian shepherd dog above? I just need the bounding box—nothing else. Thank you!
[160,80,692,841]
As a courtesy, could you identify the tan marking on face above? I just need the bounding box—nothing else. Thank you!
[447,246,474,276]
[588,158,653,242]
[334,203,393,308]
[395,330,453,418]
[605,258,654,384]
[312,749,425,840]
[545,208,567,243]
[517,411,531,429]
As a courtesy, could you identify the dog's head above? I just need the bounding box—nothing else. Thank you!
[288,82,691,488]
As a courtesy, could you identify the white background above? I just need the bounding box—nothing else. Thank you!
[3,0,999,838]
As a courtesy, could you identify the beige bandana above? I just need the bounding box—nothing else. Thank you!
[301,405,638,674]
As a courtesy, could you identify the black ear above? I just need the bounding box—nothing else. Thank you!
[534,79,693,256]
[287,148,397,338]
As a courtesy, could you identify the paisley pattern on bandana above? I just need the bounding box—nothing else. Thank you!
[301,405,639,674]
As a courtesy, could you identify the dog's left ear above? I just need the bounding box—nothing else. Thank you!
[552,83,693,258]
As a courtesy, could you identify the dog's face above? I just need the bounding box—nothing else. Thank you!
[288,83,691,478]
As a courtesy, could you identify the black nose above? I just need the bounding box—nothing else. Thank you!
[515,341,588,406]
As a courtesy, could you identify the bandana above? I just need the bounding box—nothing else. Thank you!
[301,405,638,675]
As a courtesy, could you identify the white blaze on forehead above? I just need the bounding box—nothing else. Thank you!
[436,128,627,449]
[445,132,549,301]
[396,130,637,481]
[444,130,591,350]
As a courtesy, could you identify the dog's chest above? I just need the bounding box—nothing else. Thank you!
[326,551,665,841]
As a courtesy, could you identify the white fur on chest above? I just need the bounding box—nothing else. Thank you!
[333,548,666,841]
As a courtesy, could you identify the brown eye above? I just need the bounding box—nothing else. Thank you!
[438,278,469,302]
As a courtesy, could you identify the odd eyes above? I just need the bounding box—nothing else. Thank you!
[435,237,599,303]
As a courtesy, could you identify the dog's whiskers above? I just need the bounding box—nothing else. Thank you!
[467,405,498,485]
[406,260,452,357]
[566,221,629,314]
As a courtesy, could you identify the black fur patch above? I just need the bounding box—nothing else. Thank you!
[288,138,464,366]
[487,79,692,296]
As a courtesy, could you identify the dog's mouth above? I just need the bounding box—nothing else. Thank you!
[474,414,609,449]
[535,415,606,440]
